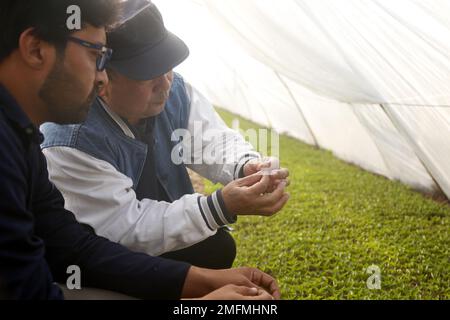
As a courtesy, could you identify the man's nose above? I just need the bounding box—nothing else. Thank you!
[154,73,172,92]
[95,69,109,90]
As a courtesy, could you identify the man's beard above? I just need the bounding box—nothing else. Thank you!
[39,58,98,125]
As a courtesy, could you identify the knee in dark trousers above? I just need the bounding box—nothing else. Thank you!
[160,228,236,269]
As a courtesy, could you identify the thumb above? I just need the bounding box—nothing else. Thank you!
[237,172,264,187]
[235,286,259,297]
[255,161,271,171]
[248,174,271,194]
[248,290,275,300]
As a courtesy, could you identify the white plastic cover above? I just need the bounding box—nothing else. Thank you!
[153,0,450,199]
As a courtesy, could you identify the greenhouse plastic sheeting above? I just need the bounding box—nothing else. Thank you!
[153,0,450,199]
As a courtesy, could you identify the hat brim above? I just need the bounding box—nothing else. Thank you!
[108,31,189,81]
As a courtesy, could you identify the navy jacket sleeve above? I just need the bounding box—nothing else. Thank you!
[0,120,191,300]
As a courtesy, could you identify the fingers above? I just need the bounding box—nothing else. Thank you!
[285,179,291,187]
[247,174,271,194]
[233,286,274,300]
[257,180,287,207]
[249,269,281,300]
[245,181,289,216]
[255,194,290,217]
[267,179,291,193]
[247,289,275,300]
[242,162,258,177]
[260,168,289,193]
[267,193,290,214]
[237,172,264,187]
[265,157,280,170]
[269,168,290,180]
[246,157,281,176]
[235,286,259,297]
[245,159,270,173]
[255,161,271,172]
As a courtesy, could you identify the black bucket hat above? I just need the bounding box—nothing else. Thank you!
[107,0,190,81]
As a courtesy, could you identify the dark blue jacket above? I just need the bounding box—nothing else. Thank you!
[0,84,190,300]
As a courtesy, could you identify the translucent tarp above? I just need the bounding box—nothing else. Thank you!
[153,0,450,199]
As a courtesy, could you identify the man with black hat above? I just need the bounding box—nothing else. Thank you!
[41,1,290,269]
[0,0,283,301]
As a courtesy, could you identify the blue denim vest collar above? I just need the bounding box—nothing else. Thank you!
[41,74,194,201]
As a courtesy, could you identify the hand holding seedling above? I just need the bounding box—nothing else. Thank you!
[222,157,290,216]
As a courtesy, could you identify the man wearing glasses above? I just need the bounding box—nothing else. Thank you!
[41,1,290,270]
[0,0,280,300]
[67,37,113,73]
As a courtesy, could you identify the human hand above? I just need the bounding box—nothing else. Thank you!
[182,266,281,300]
[221,172,290,216]
[243,157,290,193]
[199,285,274,300]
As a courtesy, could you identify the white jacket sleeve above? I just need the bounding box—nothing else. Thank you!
[43,147,235,256]
[184,82,261,185]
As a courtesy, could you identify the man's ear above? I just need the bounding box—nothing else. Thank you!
[18,28,55,70]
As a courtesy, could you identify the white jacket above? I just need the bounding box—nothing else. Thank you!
[42,82,260,256]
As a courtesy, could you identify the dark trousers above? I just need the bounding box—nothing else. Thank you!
[160,228,236,269]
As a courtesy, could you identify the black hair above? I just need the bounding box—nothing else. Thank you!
[0,0,121,62]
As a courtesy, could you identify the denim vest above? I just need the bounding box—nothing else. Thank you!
[41,74,194,201]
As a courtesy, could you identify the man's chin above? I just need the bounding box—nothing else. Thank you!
[76,106,91,122]
[155,108,165,116]
[66,93,96,124]
[73,102,92,123]
[50,104,91,125]
[153,103,166,115]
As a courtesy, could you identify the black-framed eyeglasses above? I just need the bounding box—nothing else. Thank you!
[67,36,113,72]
